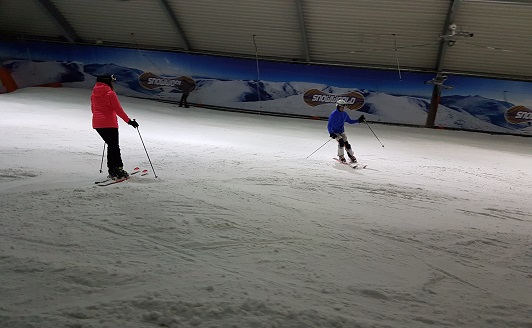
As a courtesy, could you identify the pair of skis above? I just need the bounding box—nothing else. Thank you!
[95,167,148,186]
[333,158,367,169]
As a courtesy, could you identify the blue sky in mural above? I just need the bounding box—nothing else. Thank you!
[447,76,532,103]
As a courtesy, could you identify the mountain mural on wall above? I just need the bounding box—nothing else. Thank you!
[3,60,85,88]
[439,95,529,130]
[84,63,146,93]
[2,60,530,135]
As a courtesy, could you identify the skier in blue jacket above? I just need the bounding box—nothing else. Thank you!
[327,99,365,163]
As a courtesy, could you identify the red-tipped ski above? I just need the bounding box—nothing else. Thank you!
[97,177,129,186]
[130,167,141,175]
[94,167,147,186]
[333,158,367,169]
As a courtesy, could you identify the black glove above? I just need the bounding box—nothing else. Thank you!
[330,133,337,139]
[358,115,366,123]
[128,119,139,128]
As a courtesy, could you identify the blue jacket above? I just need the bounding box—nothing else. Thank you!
[327,109,359,134]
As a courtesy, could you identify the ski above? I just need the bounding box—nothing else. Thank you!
[130,167,142,176]
[97,176,129,186]
[333,158,367,169]
[94,167,146,185]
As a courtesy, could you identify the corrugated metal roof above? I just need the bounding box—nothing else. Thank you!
[445,1,532,79]
[0,0,61,39]
[0,0,531,80]
[172,0,303,58]
[303,0,450,70]
[52,0,184,49]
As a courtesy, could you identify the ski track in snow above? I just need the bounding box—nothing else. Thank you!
[0,87,531,328]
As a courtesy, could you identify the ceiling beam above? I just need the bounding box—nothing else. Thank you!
[158,0,191,51]
[33,0,80,43]
[295,0,310,62]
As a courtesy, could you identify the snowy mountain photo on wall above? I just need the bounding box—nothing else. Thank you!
[3,60,85,89]
[1,40,532,135]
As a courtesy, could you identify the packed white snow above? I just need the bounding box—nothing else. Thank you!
[0,87,530,328]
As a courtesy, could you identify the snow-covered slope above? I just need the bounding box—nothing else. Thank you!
[0,87,531,328]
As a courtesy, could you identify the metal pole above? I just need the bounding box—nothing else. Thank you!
[99,143,106,173]
[365,121,385,148]
[306,139,333,159]
[136,125,158,178]
[253,34,262,109]
[392,34,402,81]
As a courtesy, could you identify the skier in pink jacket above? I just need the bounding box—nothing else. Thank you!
[91,74,139,179]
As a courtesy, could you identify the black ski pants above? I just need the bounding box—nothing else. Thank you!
[179,92,189,107]
[96,128,124,170]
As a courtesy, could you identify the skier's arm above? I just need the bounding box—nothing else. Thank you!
[109,91,130,123]
[327,119,334,134]
[346,113,366,124]
[345,115,358,124]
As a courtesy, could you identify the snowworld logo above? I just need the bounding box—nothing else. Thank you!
[303,89,365,110]
[505,105,532,124]
[139,72,195,93]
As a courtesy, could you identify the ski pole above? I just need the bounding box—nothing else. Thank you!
[365,121,385,148]
[306,138,332,159]
[135,124,158,178]
[99,143,106,173]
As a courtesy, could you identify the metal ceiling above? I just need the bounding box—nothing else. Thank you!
[1,0,531,81]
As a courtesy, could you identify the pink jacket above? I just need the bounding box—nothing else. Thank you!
[91,82,130,128]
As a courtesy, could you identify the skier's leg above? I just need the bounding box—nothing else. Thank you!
[345,142,357,162]
[337,137,346,161]
[343,134,357,162]
[96,128,124,174]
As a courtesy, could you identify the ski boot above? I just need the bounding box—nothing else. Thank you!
[348,154,357,163]
[338,155,347,163]
[109,167,129,180]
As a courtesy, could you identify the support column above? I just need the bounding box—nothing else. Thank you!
[425,0,461,127]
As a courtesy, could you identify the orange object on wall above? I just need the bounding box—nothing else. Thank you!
[38,82,63,88]
[0,67,18,92]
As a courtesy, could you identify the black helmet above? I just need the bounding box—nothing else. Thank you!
[96,74,116,84]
